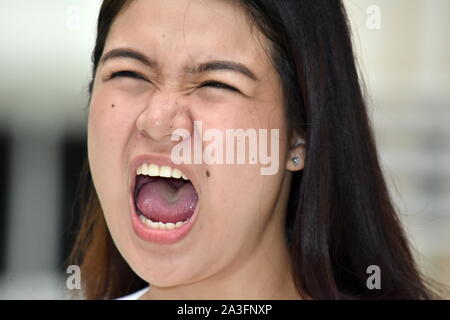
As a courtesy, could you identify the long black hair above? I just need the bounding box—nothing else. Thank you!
[70,0,439,299]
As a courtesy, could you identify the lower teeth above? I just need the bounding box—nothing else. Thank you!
[139,214,189,230]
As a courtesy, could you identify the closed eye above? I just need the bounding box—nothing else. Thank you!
[200,81,240,93]
[108,73,238,93]
[110,70,147,81]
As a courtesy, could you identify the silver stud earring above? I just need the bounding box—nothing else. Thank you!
[292,156,300,165]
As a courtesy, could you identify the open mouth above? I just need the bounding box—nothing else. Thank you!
[133,163,199,230]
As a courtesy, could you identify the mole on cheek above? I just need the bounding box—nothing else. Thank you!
[206,170,210,177]
[111,104,115,108]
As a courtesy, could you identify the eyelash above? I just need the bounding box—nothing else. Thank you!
[109,71,240,93]
[199,81,239,93]
[110,70,146,81]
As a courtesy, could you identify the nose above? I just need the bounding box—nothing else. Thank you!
[136,91,193,145]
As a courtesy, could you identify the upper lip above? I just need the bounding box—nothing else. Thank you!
[129,153,201,199]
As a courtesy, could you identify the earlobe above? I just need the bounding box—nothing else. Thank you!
[286,138,306,172]
[286,153,305,172]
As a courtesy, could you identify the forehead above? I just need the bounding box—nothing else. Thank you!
[104,0,270,72]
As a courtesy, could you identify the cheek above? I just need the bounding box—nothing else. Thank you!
[88,88,138,159]
[89,96,120,145]
[88,101,118,175]
[199,116,288,240]
[200,161,284,267]
[87,91,137,202]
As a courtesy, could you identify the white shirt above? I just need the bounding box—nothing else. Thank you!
[115,286,150,300]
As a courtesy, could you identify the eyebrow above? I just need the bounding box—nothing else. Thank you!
[100,48,156,68]
[188,61,258,81]
[100,48,258,81]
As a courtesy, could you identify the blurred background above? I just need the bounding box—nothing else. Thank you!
[0,0,448,299]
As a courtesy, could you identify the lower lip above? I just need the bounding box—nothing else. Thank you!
[129,192,199,245]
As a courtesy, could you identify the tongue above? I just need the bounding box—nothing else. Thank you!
[136,177,198,224]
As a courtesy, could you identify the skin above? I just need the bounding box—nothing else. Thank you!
[88,0,306,299]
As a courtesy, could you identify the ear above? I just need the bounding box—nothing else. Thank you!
[286,136,306,172]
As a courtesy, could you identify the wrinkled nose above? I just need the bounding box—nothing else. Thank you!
[135,92,193,146]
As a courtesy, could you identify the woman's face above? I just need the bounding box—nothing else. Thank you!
[88,0,293,287]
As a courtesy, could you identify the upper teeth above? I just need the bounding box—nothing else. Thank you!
[136,163,188,180]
